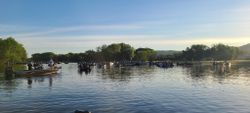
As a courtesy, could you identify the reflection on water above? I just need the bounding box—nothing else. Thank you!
[1,63,250,113]
[186,64,250,84]
[25,76,54,88]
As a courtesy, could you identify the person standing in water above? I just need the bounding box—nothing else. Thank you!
[28,62,33,70]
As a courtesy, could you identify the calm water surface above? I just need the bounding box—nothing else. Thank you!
[1,63,250,113]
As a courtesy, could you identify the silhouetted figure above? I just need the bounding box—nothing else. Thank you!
[28,63,32,70]
[78,63,91,73]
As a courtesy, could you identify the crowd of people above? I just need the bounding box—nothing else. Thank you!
[27,59,56,70]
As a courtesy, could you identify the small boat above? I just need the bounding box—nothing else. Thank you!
[15,67,61,77]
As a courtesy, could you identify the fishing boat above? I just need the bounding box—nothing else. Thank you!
[15,67,61,77]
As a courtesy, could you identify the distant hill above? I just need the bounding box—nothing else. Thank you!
[238,43,250,59]
[156,50,181,56]
[240,43,250,53]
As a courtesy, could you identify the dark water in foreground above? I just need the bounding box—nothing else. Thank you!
[1,63,250,113]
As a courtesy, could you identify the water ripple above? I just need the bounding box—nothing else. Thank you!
[1,64,250,113]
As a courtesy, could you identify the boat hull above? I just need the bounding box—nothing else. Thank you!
[15,68,59,77]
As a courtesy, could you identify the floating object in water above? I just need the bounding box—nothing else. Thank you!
[74,110,91,113]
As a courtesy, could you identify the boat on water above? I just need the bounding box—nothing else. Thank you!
[15,67,61,77]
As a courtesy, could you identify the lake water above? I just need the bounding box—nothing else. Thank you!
[1,63,250,113]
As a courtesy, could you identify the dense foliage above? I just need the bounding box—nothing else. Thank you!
[98,43,135,61]
[210,44,240,61]
[0,37,27,65]
[31,43,155,63]
[134,48,156,61]
[32,52,55,62]
[182,44,210,61]
[180,44,240,61]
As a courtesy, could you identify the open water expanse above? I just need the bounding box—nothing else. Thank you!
[1,63,250,113]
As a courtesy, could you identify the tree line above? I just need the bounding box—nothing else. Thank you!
[31,43,241,63]
[0,37,241,65]
[0,37,27,65]
[31,43,157,63]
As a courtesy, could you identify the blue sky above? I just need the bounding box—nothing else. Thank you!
[1,0,250,55]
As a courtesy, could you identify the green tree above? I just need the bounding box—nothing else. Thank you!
[210,44,240,61]
[182,44,209,61]
[0,37,27,65]
[56,54,69,62]
[101,43,134,62]
[119,43,134,61]
[134,48,156,61]
[84,50,96,62]
[32,52,55,62]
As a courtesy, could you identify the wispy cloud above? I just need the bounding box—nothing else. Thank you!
[5,24,143,38]
[0,20,176,38]
[0,24,41,35]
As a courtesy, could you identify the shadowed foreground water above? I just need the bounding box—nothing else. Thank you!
[1,63,250,113]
